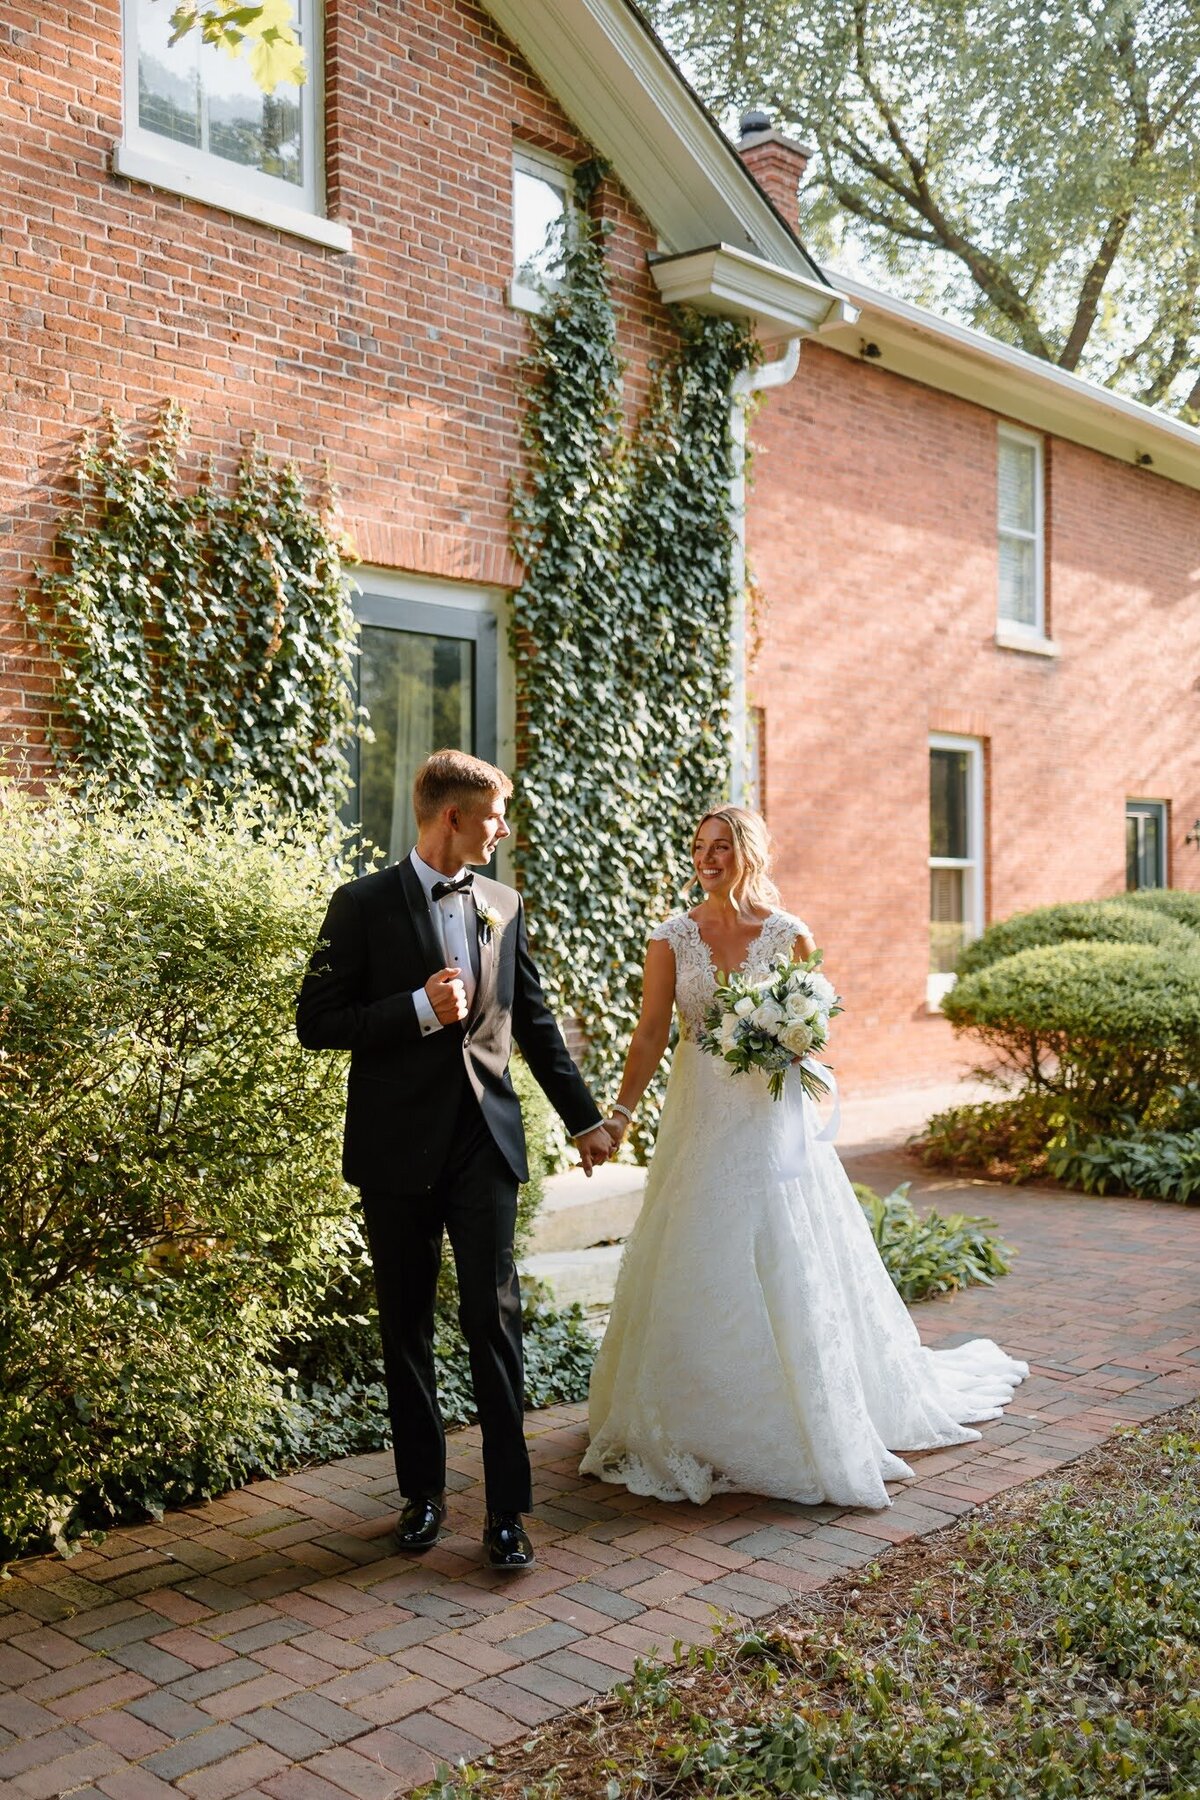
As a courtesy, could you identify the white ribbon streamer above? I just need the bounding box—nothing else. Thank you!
[778,1056,841,1179]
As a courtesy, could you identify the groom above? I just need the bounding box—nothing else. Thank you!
[296,749,611,1570]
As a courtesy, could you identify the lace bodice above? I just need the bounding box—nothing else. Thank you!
[650,909,809,1039]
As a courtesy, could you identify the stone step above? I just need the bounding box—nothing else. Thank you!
[519,1243,624,1311]
[527,1162,645,1254]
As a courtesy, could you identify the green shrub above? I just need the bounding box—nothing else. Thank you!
[956,898,1194,978]
[1047,1125,1200,1202]
[853,1182,1013,1301]
[0,787,350,1560]
[942,941,1200,1129]
[0,788,592,1564]
[914,1094,1069,1183]
[1120,887,1200,934]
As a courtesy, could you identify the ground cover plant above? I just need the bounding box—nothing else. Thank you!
[417,1404,1200,1798]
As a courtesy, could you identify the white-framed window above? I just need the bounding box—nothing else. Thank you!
[996,425,1047,648]
[1126,799,1167,891]
[928,734,985,1008]
[115,0,350,252]
[509,146,574,312]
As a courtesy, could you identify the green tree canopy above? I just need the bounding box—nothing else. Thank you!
[654,0,1200,414]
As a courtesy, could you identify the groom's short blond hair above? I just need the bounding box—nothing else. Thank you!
[412,749,513,824]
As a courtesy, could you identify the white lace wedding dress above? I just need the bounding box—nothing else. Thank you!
[580,911,1028,1511]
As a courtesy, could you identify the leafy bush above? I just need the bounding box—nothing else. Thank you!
[1120,887,1200,934]
[853,1182,1013,1301]
[914,1094,1069,1184]
[0,787,350,1560]
[1047,1125,1200,1202]
[0,789,587,1564]
[942,941,1200,1129]
[956,898,1194,978]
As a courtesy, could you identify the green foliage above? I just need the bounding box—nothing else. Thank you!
[942,940,1200,1129]
[653,0,1200,416]
[853,1181,1013,1302]
[164,0,305,92]
[915,1095,1068,1184]
[27,403,358,827]
[421,1412,1200,1798]
[512,180,757,1156]
[1048,1123,1200,1202]
[0,786,351,1561]
[957,898,1195,978]
[1121,886,1200,933]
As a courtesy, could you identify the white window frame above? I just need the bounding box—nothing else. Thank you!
[115,0,351,253]
[1126,798,1168,891]
[995,424,1053,654]
[928,733,985,1010]
[508,145,575,314]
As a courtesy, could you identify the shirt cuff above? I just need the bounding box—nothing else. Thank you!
[411,986,443,1037]
[569,1118,605,1139]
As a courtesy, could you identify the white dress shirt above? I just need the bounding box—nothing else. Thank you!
[409,847,480,1037]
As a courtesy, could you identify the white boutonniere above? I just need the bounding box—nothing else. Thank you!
[477,901,502,943]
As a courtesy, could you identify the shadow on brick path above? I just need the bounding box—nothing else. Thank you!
[2,1159,1198,1798]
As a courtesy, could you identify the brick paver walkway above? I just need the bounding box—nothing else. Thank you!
[3,1157,1198,1799]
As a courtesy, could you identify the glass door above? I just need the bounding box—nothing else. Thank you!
[351,592,497,864]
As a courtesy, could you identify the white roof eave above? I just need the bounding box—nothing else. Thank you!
[481,0,831,285]
[651,244,855,340]
[822,272,1200,492]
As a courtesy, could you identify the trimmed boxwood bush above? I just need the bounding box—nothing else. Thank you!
[942,940,1200,1129]
[1120,888,1200,934]
[956,899,1194,979]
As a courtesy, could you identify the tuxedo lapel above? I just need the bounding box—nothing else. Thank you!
[467,908,495,1027]
[396,856,444,980]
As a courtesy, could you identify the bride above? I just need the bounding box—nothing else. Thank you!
[580,805,1027,1511]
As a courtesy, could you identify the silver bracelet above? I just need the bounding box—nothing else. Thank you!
[610,1102,634,1122]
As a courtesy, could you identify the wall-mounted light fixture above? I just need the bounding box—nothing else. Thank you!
[860,340,882,359]
[1185,819,1200,850]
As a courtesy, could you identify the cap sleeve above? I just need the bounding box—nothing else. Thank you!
[649,914,689,946]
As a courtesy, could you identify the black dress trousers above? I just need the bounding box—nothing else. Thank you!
[358,1079,532,1515]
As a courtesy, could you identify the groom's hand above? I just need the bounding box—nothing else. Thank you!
[575,1126,611,1178]
[426,966,468,1025]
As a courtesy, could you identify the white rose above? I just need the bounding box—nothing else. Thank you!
[780,1020,814,1056]
[785,989,820,1022]
[808,974,837,1011]
[751,999,785,1034]
[717,1014,742,1051]
[733,995,757,1018]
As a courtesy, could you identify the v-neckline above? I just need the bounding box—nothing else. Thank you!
[687,910,776,982]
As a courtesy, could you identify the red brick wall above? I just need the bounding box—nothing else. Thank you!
[1,0,678,770]
[748,341,1200,1092]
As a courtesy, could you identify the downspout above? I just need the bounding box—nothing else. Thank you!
[728,336,803,803]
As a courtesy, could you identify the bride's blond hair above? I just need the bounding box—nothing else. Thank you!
[688,806,782,918]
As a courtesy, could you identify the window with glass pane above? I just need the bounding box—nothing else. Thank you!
[513,151,570,290]
[997,429,1042,632]
[358,627,474,864]
[929,740,983,993]
[1126,800,1166,891]
[129,0,311,198]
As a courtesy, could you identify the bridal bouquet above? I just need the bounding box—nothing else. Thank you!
[698,951,843,1101]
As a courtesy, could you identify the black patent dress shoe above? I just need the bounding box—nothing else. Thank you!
[483,1512,535,1570]
[395,1495,446,1552]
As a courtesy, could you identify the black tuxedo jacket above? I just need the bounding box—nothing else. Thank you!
[295,858,600,1191]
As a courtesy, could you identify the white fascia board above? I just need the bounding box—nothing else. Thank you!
[481,0,829,284]
[821,272,1200,492]
[651,244,854,338]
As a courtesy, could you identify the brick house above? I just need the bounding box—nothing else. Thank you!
[4,4,1199,1100]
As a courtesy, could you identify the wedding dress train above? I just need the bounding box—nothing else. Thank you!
[580,911,1028,1511]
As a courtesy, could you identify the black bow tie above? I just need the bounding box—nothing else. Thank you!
[431,871,474,901]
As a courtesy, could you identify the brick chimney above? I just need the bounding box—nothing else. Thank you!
[737,109,813,233]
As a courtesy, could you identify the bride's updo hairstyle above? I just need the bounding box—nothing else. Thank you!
[689,805,782,918]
